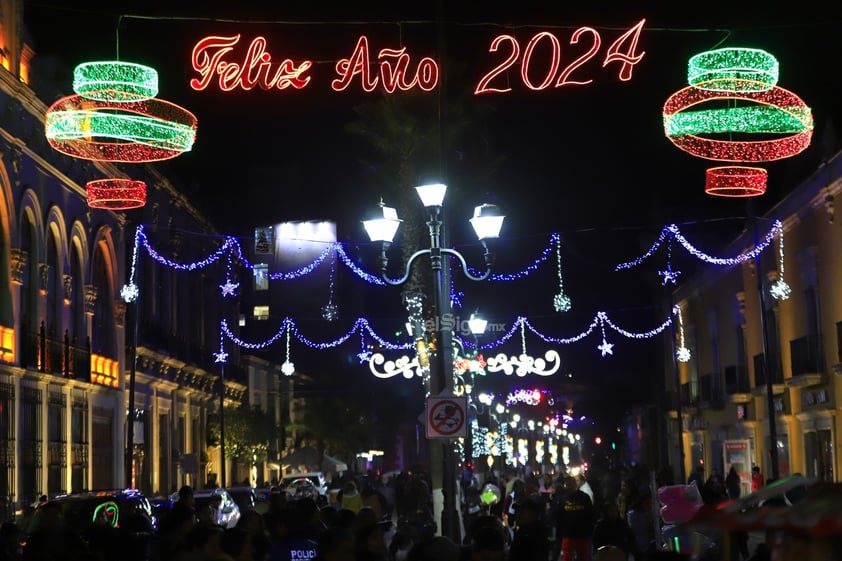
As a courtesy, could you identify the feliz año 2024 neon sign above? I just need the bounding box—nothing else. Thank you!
[189,19,646,95]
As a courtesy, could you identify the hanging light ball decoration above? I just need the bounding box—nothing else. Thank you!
[86,179,147,210]
[72,61,159,102]
[663,47,812,197]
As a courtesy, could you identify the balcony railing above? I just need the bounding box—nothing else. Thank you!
[20,322,92,381]
[790,335,823,377]
[680,381,699,406]
[699,374,714,402]
[754,353,783,387]
[724,365,750,394]
[139,321,211,371]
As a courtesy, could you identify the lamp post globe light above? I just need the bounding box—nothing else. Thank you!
[363,182,504,541]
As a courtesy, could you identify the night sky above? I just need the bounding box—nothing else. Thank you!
[21,1,842,429]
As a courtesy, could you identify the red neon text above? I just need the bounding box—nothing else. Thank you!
[474,19,645,94]
[331,36,439,93]
[190,35,312,91]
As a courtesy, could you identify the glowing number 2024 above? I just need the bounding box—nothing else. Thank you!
[474,19,645,95]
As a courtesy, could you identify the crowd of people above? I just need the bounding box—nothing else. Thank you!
[1,463,839,561]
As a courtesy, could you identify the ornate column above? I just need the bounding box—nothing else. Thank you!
[62,275,72,306]
[10,249,26,285]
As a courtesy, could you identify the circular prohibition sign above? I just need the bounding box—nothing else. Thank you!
[428,399,466,437]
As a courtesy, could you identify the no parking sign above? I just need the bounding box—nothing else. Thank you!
[426,396,468,439]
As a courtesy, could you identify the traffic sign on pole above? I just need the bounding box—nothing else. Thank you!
[426,396,468,439]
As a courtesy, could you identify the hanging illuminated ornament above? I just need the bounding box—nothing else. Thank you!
[663,47,812,197]
[219,251,239,297]
[705,166,768,197]
[321,249,339,321]
[120,282,139,303]
[553,234,572,312]
[214,330,228,364]
[46,60,197,211]
[281,325,295,376]
[769,226,791,300]
[368,353,428,379]
[485,322,560,376]
[45,94,197,162]
[73,61,159,102]
[658,234,681,285]
[675,306,691,363]
[455,352,487,377]
[86,179,147,210]
[597,318,614,357]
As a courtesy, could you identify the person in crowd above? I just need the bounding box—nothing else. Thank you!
[82,504,120,561]
[0,522,21,561]
[469,525,506,561]
[626,495,653,558]
[687,466,704,489]
[556,476,595,561]
[237,509,271,561]
[616,478,637,522]
[594,545,627,561]
[355,508,391,561]
[184,524,225,560]
[156,502,198,561]
[21,501,86,561]
[508,497,549,561]
[704,469,727,504]
[726,466,741,500]
[575,474,595,506]
[406,536,461,561]
[339,480,364,513]
[592,501,635,559]
[268,507,318,561]
[220,527,254,561]
[751,467,763,493]
[503,479,526,529]
[316,526,355,561]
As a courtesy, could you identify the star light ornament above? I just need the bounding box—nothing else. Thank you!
[769,227,791,301]
[219,281,239,297]
[214,349,228,364]
[658,235,681,285]
[597,321,613,357]
[322,250,340,321]
[598,339,614,357]
[675,306,691,363]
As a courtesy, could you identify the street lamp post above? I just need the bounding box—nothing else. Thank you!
[363,182,504,541]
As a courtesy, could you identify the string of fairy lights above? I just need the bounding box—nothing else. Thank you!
[121,215,790,371]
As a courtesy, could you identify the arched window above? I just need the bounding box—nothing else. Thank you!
[46,227,60,339]
[70,239,85,344]
[91,243,115,358]
[19,213,38,337]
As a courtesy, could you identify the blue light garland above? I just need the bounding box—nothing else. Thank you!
[616,221,782,271]
[467,233,559,281]
[219,316,413,356]
[456,307,676,358]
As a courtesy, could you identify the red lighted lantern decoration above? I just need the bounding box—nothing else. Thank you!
[86,179,147,210]
[705,166,768,197]
[663,47,812,197]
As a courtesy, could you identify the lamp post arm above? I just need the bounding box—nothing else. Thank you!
[380,247,432,286]
[441,248,493,282]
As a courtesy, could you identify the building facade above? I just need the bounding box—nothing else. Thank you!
[0,0,261,517]
[666,150,842,487]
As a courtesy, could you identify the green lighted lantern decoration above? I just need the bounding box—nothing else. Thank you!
[73,61,159,102]
[663,47,813,197]
[45,60,197,210]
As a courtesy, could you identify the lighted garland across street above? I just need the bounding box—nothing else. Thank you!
[705,166,768,197]
[615,220,784,282]
[73,61,159,102]
[86,179,147,210]
[687,48,779,92]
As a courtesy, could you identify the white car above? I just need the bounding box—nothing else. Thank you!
[192,488,241,528]
[282,472,328,499]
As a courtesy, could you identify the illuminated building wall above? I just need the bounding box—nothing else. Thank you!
[666,149,842,486]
